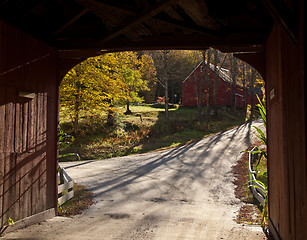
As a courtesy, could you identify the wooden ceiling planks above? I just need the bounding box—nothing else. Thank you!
[177,0,220,30]
[0,0,274,53]
[76,0,150,42]
[53,8,90,36]
[164,6,184,21]
[93,0,177,45]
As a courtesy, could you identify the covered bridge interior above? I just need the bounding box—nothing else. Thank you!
[0,0,305,239]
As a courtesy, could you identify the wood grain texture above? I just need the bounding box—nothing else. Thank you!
[0,21,58,227]
[266,6,306,238]
[18,152,32,220]
[0,153,4,226]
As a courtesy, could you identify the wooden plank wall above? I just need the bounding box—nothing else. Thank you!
[265,1,306,239]
[0,21,58,227]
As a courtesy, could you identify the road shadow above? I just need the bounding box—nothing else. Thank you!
[83,119,257,209]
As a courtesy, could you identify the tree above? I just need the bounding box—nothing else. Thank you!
[139,54,157,103]
[166,50,202,104]
[196,48,227,122]
[148,50,202,104]
[60,53,127,134]
[121,67,146,114]
[162,50,170,120]
[249,67,256,120]
[114,51,149,114]
[230,54,238,109]
[241,63,248,113]
[60,51,155,131]
[211,49,228,117]
[204,49,213,121]
[196,51,206,122]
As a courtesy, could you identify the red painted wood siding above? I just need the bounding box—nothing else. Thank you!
[266,6,306,239]
[0,21,58,227]
[182,63,259,108]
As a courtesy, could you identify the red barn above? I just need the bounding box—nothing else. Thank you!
[182,61,262,108]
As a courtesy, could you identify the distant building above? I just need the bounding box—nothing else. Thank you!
[182,61,262,108]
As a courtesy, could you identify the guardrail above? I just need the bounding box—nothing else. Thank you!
[58,167,74,205]
[248,146,266,206]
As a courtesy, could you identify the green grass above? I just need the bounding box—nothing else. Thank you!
[120,104,178,112]
[253,146,268,188]
[59,105,247,161]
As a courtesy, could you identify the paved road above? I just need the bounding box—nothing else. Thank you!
[2,121,266,240]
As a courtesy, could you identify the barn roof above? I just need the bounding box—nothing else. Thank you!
[183,61,263,96]
[0,0,275,59]
[183,61,232,84]
[207,63,232,83]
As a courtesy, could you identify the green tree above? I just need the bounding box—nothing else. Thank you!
[60,53,126,134]
[121,67,147,114]
[114,51,149,114]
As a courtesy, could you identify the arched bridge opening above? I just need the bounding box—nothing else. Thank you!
[0,0,305,239]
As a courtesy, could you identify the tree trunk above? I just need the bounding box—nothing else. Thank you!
[125,99,132,115]
[205,79,211,120]
[231,56,237,109]
[205,50,212,121]
[211,51,228,117]
[165,78,169,120]
[197,59,205,122]
[163,50,170,121]
[212,49,218,117]
[73,116,78,136]
[107,101,115,125]
[242,64,248,114]
[73,81,80,135]
[107,109,114,125]
[196,73,201,122]
[250,68,256,120]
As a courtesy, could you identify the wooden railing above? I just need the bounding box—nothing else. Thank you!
[58,167,74,205]
[248,147,266,206]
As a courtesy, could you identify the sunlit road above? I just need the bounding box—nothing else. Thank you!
[2,121,266,240]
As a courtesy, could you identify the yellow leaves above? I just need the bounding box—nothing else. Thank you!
[256,77,264,84]
[60,51,157,122]
[118,54,149,103]
[61,54,122,122]
[140,54,157,84]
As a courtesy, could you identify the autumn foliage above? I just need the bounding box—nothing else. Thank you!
[60,52,156,134]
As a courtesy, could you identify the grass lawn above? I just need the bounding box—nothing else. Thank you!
[59,104,248,161]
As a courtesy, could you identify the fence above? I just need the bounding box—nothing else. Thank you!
[248,146,266,206]
[58,167,74,205]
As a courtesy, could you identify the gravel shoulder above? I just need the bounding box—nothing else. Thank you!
[2,121,266,240]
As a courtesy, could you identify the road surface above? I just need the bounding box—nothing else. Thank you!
[2,121,266,240]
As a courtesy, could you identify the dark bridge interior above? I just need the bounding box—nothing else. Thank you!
[0,1,305,239]
[0,0,275,52]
